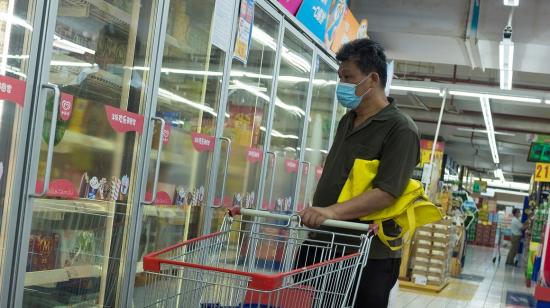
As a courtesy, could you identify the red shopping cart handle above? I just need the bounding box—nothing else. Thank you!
[228,207,373,233]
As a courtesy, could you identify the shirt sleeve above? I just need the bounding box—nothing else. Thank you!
[372,127,420,198]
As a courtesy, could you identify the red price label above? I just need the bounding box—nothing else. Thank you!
[246,147,263,163]
[59,92,73,121]
[0,75,26,107]
[191,133,215,152]
[285,159,299,174]
[105,105,144,133]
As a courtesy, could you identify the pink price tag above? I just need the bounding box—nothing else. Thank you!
[35,179,78,199]
[145,191,173,205]
[285,159,299,174]
[162,125,171,145]
[315,166,323,180]
[59,92,74,121]
[191,132,215,152]
[246,147,263,163]
[0,75,26,107]
[104,105,144,133]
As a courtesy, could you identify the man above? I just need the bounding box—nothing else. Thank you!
[506,208,525,266]
[298,39,420,307]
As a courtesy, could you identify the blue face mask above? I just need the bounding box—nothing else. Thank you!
[336,77,371,109]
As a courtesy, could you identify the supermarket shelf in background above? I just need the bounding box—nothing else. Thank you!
[24,265,102,287]
[33,198,115,216]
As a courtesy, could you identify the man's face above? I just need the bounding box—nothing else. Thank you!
[338,60,378,97]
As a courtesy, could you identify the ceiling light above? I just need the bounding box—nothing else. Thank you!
[480,96,500,164]
[486,94,540,103]
[494,169,505,182]
[504,0,519,6]
[390,85,441,94]
[499,39,514,90]
[456,127,516,136]
[449,90,541,103]
[545,100,550,104]
[53,35,95,55]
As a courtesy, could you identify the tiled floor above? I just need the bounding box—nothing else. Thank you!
[394,245,534,308]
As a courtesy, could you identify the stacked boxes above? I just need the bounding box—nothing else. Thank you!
[411,220,453,288]
[474,222,497,247]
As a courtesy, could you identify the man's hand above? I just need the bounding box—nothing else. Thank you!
[298,206,337,228]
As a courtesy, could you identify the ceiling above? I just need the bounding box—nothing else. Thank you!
[350,0,550,184]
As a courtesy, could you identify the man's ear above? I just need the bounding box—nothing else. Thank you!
[368,72,381,88]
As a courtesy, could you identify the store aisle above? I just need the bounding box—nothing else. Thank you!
[395,245,534,308]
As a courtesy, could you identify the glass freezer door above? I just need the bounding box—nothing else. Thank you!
[0,0,39,303]
[262,28,313,213]
[19,1,159,306]
[209,4,281,230]
[297,56,338,212]
[133,0,227,302]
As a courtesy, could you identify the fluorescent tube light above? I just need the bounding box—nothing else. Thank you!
[53,35,95,55]
[390,85,441,94]
[499,39,514,90]
[545,100,550,104]
[50,60,96,67]
[456,127,515,136]
[494,169,505,182]
[504,0,519,6]
[449,90,541,103]
[480,96,500,164]
[487,94,541,103]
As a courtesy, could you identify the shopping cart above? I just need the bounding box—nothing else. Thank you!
[140,207,374,308]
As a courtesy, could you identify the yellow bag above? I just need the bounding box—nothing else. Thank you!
[337,159,443,251]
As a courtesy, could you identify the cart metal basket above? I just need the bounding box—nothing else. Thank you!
[140,207,374,308]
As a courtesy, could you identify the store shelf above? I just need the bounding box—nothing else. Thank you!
[61,130,116,152]
[62,0,132,32]
[25,265,102,287]
[143,205,189,219]
[33,198,114,216]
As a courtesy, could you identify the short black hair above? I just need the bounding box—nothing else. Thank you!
[336,39,388,89]
[512,208,520,215]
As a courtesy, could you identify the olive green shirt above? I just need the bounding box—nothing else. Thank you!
[313,101,420,259]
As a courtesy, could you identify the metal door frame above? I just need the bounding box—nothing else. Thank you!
[201,0,240,235]
[276,20,316,213]
[1,1,49,306]
[118,0,169,306]
[9,0,62,306]
[253,0,285,212]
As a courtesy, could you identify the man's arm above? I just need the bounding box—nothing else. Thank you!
[299,188,394,228]
[300,126,420,228]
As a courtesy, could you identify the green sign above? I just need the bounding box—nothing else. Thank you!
[528,142,550,163]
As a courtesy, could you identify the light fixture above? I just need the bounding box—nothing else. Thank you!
[50,60,97,67]
[504,0,519,6]
[499,38,514,90]
[390,85,441,94]
[480,96,500,164]
[493,169,505,182]
[456,127,516,137]
[545,100,550,104]
[449,90,541,104]
[53,35,95,55]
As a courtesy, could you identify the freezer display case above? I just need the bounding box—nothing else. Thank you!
[209,3,281,231]
[297,56,338,212]
[20,0,159,306]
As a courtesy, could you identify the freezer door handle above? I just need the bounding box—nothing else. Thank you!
[142,116,165,205]
[30,83,60,198]
[215,137,232,208]
[299,160,311,211]
[266,151,277,209]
